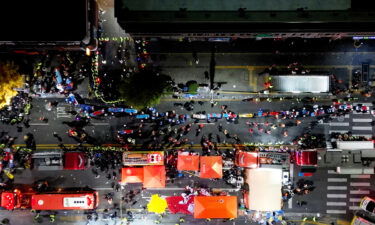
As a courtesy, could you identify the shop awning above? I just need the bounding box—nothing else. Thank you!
[121,167,144,184]
[194,196,237,219]
[199,156,222,178]
[177,155,200,171]
[143,165,166,188]
[245,168,282,211]
[64,152,86,170]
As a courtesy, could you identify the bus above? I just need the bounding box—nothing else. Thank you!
[123,151,164,166]
[31,191,99,210]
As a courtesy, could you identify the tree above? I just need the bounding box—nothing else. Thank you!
[119,70,172,109]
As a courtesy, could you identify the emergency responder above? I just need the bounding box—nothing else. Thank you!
[179,217,185,223]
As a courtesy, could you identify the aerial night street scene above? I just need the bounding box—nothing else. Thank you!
[2,0,375,225]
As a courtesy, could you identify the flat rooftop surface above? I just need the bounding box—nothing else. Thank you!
[121,0,351,11]
[0,0,87,42]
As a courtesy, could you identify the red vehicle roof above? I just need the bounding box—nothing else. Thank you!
[31,192,98,210]
[1,192,15,210]
[64,152,86,170]
[294,150,318,166]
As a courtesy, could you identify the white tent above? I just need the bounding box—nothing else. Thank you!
[245,168,282,211]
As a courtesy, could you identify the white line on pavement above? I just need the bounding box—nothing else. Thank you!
[350,182,370,186]
[356,103,373,106]
[350,198,362,202]
[329,130,348,134]
[328,170,338,174]
[352,126,373,131]
[350,175,371,178]
[288,198,292,209]
[29,123,50,126]
[329,122,350,126]
[351,134,373,138]
[345,114,350,118]
[350,190,370,194]
[327,186,347,190]
[91,123,110,126]
[349,206,361,210]
[328,178,347,182]
[327,194,347,198]
[327,202,347,206]
[326,210,346,214]
[353,118,372,122]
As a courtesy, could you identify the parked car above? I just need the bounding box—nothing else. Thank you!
[192,114,207,120]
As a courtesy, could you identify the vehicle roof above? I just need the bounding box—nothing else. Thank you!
[31,193,95,210]
[64,152,86,170]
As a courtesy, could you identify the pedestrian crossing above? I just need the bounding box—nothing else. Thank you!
[326,169,371,215]
[328,103,373,138]
[56,104,72,118]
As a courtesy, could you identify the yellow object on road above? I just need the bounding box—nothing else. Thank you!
[239,113,254,118]
[4,169,14,179]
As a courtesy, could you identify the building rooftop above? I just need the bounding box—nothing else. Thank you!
[0,0,88,42]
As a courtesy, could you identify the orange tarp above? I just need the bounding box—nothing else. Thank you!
[177,155,200,171]
[199,156,222,178]
[143,165,166,188]
[121,167,144,184]
[194,196,238,219]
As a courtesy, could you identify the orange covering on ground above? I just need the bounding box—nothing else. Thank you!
[121,167,144,184]
[194,196,238,219]
[199,156,223,178]
[143,165,166,188]
[177,155,200,171]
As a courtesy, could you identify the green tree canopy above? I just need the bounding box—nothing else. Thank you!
[119,70,172,109]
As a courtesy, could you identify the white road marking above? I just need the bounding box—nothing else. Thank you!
[344,114,350,118]
[327,186,347,190]
[29,123,50,126]
[328,178,347,182]
[351,134,373,138]
[328,170,338,174]
[326,210,346,214]
[349,206,361,210]
[327,202,346,206]
[352,126,372,131]
[356,103,373,106]
[350,198,362,202]
[327,194,347,198]
[353,118,372,122]
[350,175,371,178]
[350,182,370,186]
[329,130,348,134]
[288,198,292,209]
[93,187,114,190]
[350,190,370,194]
[329,122,350,126]
[91,123,110,126]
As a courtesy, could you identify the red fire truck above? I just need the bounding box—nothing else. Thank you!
[0,186,99,210]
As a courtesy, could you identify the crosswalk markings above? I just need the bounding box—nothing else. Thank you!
[57,106,71,118]
[327,202,347,206]
[352,126,373,131]
[352,118,372,122]
[329,130,348,134]
[328,186,347,190]
[350,175,371,178]
[349,198,362,202]
[329,122,350,126]
[326,210,346,214]
[328,170,338,174]
[350,182,370,186]
[327,194,347,198]
[344,114,350,118]
[328,178,347,182]
[349,206,361,210]
[350,190,370,194]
